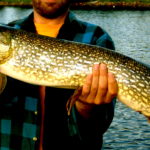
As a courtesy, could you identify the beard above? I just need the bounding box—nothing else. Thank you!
[32,0,71,19]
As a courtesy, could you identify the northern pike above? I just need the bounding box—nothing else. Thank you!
[0,25,150,120]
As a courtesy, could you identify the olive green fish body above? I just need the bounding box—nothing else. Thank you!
[0,25,150,119]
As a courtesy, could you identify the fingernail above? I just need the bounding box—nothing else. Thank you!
[108,72,115,80]
[93,64,99,70]
[101,63,107,70]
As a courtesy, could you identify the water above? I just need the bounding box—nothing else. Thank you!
[73,10,150,65]
[73,10,150,150]
[0,7,150,150]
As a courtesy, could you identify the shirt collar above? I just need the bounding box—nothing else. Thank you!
[16,11,83,39]
[66,11,83,31]
[57,11,83,39]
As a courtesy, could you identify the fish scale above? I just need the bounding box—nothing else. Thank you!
[0,25,150,121]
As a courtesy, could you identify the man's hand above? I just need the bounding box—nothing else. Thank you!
[75,63,118,118]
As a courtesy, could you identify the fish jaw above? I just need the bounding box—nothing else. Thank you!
[0,29,12,64]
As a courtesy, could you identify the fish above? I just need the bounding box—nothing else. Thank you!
[0,25,150,120]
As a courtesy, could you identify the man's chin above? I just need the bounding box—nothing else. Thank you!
[33,0,70,19]
[39,10,65,19]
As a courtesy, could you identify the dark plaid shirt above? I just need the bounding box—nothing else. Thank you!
[0,11,115,150]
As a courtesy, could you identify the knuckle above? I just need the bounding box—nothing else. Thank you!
[82,90,89,97]
[109,90,117,98]
[94,101,101,105]
[91,86,97,93]
[99,85,108,93]
[105,100,112,104]
[95,98,104,105]
[79,94,87,101]
[85,81,91,88]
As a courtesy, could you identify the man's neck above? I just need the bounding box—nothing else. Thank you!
[33,10,68,26]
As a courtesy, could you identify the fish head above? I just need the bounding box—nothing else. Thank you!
[0,25,12,64]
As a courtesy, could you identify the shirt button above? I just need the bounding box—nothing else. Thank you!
[33,137,38,141]
[34,111,38,115]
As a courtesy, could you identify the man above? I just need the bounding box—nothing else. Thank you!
[0,0,118,149]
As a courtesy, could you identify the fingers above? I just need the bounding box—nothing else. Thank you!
[80,64,100,103]
[80,63,118,105]
[95,63,108,104]
[81,73,92,100]
[87,64,99,101]
[105,72,118,103]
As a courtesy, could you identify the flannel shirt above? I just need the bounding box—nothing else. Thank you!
[0,11,115,150]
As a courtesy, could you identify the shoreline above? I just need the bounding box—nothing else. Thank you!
[71,1,150,10]
[0,1,150,10]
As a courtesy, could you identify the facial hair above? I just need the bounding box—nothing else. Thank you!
[32,0,71,19]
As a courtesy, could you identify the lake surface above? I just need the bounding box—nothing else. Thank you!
[0,7,150,150]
